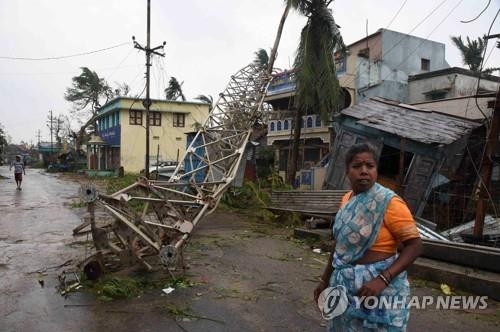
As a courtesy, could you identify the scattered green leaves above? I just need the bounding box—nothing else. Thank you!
[69,199,87,208]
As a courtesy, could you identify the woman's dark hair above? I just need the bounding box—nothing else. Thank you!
[344,143,377,168]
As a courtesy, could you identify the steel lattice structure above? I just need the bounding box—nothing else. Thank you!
[76,63,273,275]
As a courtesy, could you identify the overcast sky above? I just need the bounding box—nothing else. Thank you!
[1,0,499,144]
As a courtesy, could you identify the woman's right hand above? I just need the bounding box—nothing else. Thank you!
[314,279,328,304]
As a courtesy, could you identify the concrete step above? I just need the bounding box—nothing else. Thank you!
[294,227,332,240]
[408,257,500,301]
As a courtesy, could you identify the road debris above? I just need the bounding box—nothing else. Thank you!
[162,287,175,295]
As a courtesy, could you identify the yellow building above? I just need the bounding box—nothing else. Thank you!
[88,97,209,173]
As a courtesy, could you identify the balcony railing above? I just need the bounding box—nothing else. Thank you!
[267,70,297,96]
[268,114,325,134]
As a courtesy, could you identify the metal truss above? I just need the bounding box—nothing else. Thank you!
[75,63,273,277]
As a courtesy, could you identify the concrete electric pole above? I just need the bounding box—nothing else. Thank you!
[132,0,166,178]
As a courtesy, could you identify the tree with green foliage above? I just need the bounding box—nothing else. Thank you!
[194,94,214,111]
[64,67,114,149]
[286,0,344,184]
[254,48,270,68]
[165,77,186,101]
[64,67,130,150]
[0,123,8,162]
[451,35,486,73]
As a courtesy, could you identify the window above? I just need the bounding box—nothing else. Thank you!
[173,113,185,127]
[129,110,142,125]
[315,116,321,127]
[149,111,161,126]
[270,122,275,131]
[306,116,313,128]
[421,58,430,71]
[277,121,282,131]
[284,120,289,130]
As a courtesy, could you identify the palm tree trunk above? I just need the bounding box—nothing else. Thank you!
[287,109,302,185]
[267,1,292,75]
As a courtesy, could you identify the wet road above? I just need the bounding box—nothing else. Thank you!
[1,167,498,332]
[0,166,88,331]
[0,167,325,332]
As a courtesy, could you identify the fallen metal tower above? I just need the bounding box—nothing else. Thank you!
[76,63,272,277]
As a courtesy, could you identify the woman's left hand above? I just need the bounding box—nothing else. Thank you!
[357,277,387,297]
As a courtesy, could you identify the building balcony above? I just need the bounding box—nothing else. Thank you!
[267,70,297,97]
[267,114,330,145]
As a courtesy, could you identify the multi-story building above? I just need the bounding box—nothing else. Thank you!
[340,28,449,103]
[88,97,209,173]
[408,67,499,103]
[265,28,450,183]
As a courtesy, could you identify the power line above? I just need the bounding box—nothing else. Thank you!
[473,8,500,128]
[461,0,491,23]
[386,0,409,28]
[342,0,449,87]
[0,64,142,76]
[379,0,464,83]
[0,42,130,61]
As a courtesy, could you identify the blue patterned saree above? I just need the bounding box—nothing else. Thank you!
[327,183,410,331]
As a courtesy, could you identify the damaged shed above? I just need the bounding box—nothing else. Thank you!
[323,97,483,219]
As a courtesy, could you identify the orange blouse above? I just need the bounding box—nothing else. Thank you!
[339,192,421,253]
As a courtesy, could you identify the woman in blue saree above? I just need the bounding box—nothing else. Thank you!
[314,143,422,331]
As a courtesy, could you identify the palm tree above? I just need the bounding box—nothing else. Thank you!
[286,0,344,184]
[165,77,186,101]
[64,67,113,149]
[254,48,270,68]
[194,94,214,111]
[451,35,486,73]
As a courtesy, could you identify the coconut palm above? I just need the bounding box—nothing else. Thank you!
[451,35,486,73]
[64,67,113,149]
[165,77,186,101]
[266,0,299,75]
[254,48,270,68]
[286,0,344,184]
[194,94,214,111]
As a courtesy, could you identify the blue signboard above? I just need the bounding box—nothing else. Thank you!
[98,125,121,146]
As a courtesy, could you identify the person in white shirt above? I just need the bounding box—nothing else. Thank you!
[10,155,26,190]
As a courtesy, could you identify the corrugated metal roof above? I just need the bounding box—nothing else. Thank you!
[341,97,482,145]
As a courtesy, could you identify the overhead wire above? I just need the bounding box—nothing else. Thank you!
[467,9,500,220]
[386,0,410,28]
[342,0,449,88]
[107,47,136,82]
[0,42,130,61]
[460,0,491,23]
[473,8,500,129]
[0,64,142,77]
[379,0,465,83]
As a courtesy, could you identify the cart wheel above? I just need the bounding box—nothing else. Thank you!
[84,260,103,280]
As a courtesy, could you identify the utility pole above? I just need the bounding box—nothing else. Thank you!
[48,110,53,155]
[473,87,500,238]
[132,0,166,178]
[36,130,41,146]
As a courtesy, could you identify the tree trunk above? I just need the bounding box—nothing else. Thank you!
[75,114,97,151]
[287,109,303,185]
[267,1,291,75]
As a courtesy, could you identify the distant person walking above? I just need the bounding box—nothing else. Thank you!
[10,155,26,190]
